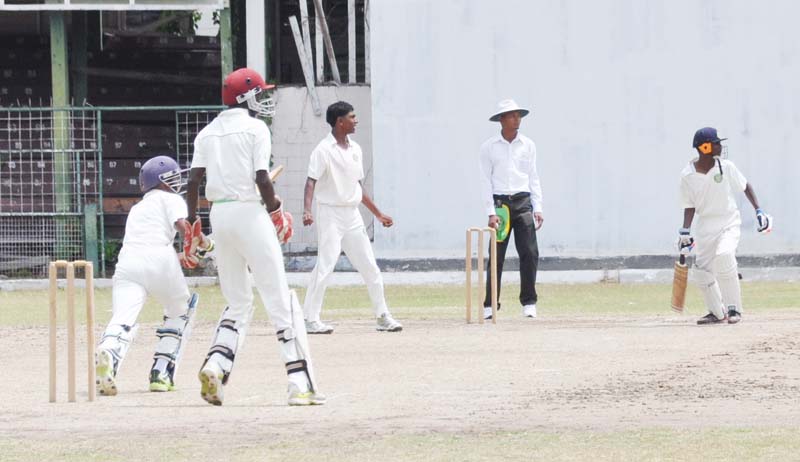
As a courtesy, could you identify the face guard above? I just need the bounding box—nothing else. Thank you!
[158,167,190,194]
[236,87,276,118]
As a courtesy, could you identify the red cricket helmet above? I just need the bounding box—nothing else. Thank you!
[222,68,276,116]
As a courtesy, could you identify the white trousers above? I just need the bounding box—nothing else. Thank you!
[692,224,742,316]
[106,245,190,328]
[303,204,388,322]
[210,201,293,330]
[99,245,190,364]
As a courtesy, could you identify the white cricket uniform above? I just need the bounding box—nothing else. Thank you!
[109,189,190,324]
[303,133,388,322]
[100,189,190,353]
[192,108,306,388]
[680,158,747,268]
[680,158,748,316]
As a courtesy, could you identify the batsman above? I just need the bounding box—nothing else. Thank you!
[678,127,772,325]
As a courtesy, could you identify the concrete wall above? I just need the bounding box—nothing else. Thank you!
[369,0,800,259]
[270,85,374,253]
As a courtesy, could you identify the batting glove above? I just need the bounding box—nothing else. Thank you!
[756,208,773,234]
[270,204,294,244]
[677,228,694,255]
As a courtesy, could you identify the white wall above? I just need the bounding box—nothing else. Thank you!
[369,0,800,259]
[270,85,374,253]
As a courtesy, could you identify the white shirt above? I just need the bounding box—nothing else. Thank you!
[307,133,364,206]
[122,189,187,248]
[479,132,543,216]
[680,158,747,237]
[190,108,272,202]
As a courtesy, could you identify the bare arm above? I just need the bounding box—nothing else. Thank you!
[361,182,393,227]
[303,177,316,226]
[743,183,761,211]
[255,170,280,212]
[682,208,695,229]
[186,167,205,222]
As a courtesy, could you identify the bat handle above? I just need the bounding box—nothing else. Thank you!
[679,254,686,265]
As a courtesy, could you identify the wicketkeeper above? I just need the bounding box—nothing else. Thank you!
[95,155,208,395]
[679,127,772,325]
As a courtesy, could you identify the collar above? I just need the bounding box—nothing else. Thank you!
[219,108,250,118]
[325,132,351,148]
[491,132,522,145]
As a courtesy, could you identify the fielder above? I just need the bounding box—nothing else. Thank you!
[95,155,206,395]
[301,101,403,334]
[186,67,324,406]
[679,127,772,325]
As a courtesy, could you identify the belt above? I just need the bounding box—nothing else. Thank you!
[213,199,237,204]
[493,192,530,201]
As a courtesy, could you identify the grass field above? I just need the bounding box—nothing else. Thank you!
[1,281,799,461]
[2,281,798,326]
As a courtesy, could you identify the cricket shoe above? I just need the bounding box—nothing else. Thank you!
[523,304,537,318]
[149,369,175,392]
[95,349,118,396]
[727,308,742,325]
[287,384,327,406]
[376,312,403,332]
[696,312,728,325]
[199,362,224,406]
[305,319,334,335]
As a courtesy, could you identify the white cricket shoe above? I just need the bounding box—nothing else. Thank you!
[483,306,493,320]
[287,383,327,406]
[95,349,117,396]
[376,312,403,332]
[523,304,537,318]
[305,319,334,335]
[199,362,224,406]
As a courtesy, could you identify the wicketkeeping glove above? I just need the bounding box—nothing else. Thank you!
[677,228,694,255]
[756,208,773,234]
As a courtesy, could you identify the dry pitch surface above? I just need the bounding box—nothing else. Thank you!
[1,282,799,461]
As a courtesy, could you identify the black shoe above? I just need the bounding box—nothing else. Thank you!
[727,309,741,324]
[697,313,727,325]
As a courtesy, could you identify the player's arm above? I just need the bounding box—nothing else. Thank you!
[361,182,393,227]
[303,177,317,226]
[743,183,761,210]
[186,167,205,222]
[255,170,280,212]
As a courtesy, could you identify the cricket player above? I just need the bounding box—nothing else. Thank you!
[186,67,324,406]
[95,155,204,396]
[679,127,772,325]
[301,101,403,334]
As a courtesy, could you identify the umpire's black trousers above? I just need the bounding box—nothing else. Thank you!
[483,192,539,308]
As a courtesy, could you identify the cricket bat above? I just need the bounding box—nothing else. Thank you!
[269,164,285,182]
[670,254,688,313]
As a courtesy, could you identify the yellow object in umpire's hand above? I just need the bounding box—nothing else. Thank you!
[495,204,511,242]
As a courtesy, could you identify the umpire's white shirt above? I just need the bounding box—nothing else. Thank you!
[122,189,187,248]
[680,158,747,239]
[479,133,543,216]
[307,133,364,206]
[190,108,272,202]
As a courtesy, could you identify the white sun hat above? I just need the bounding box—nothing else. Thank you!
[489,99,530,122]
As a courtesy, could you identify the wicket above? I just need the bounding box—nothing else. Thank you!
[465,227,498,324]
[48,260,96,403]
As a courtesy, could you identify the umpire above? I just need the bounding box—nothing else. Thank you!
[478,99,544,320]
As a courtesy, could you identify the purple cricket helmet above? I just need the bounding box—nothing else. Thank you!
[138,155,185,193]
